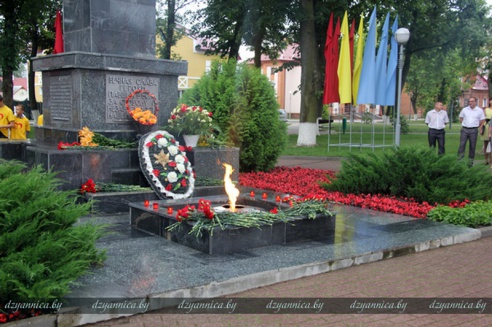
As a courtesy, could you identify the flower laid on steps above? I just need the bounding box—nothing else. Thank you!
[58,127,137,150]
[80,178,151,194]
[167,198,333,238]
[79,126,98,146]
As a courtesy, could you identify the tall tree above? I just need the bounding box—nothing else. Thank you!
[296,0,320,146]
[242,0,290,68]
[191,0,247,61]
[156,0,193,60]
[191,0,290,67]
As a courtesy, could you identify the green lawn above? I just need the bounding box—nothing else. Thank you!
[282,120,488,161]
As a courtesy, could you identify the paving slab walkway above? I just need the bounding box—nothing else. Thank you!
[83,236,492,327]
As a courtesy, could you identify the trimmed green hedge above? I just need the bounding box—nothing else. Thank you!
[0,160,106,301]
[321,146,492,204]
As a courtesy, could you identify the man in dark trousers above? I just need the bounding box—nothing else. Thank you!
[425,101,449,155]
[458,97,485,166]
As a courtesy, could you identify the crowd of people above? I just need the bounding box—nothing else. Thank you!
[425,96,492,167]
[0,95,32,140]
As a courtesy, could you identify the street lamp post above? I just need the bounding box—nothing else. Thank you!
[394,28,410,147]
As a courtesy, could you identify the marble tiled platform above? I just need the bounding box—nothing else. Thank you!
[70,203,480,300]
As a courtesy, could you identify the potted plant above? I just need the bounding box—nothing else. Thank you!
[167,104,214,147]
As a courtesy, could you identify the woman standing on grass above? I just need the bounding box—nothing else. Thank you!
[482,100,492,165]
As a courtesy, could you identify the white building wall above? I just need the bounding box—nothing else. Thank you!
[284,66,301,118]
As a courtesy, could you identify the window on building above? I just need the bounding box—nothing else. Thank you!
[484,98,488,108]
[205,61,211,73]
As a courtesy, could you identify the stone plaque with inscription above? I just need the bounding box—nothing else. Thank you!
[49,75,73,122]
[106,74,159,123]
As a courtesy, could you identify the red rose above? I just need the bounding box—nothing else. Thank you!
[208,112,213,117]
[181,179,187,187]
[204,208,214,220]
[166,184,172,191]
[171,114,177,120]
[153,169,160,177]
[155,134,163,139]
[146,142,153,147]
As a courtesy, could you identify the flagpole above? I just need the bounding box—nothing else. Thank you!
[394,28,410,147]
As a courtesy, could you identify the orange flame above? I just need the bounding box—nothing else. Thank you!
[223,163,239,212]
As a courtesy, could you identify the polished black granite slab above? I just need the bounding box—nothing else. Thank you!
[130,194,336,254]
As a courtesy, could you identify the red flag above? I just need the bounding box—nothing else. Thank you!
[322,13,334,105]
[323,14,341,104]
[331,17,341,103]
[53,9,64,54]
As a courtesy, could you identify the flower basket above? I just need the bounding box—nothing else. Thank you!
[125,89,160,135]
[167,104,213,136]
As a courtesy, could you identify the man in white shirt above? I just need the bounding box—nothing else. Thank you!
[425,101,449,155]
[458,97,485,166]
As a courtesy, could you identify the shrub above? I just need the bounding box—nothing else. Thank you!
[178,60,287,172]
[0,160,106,302]
[321,146,492,204]
[427,201,492,227]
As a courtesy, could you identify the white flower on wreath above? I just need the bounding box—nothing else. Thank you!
[167,172,178,183]
[176,163,186,174]
[157,137,168,148]
[168,145,178,156]
[174,154,185,164]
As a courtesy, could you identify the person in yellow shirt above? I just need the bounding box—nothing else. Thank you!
[0,95,15,138]
[37,113,43,126]
[10,104,30,140]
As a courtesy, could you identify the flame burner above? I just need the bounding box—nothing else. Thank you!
[213,204,263,214]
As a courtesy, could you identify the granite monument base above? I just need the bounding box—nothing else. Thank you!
[25,145,144,191]
[31,51,187,145]
[188,147,240,181]
[0,140,31,161]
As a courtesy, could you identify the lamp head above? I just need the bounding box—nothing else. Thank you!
[394,28,410,45]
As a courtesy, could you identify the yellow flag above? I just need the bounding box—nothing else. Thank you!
[352,15,364,105]
[337,11,352,104]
